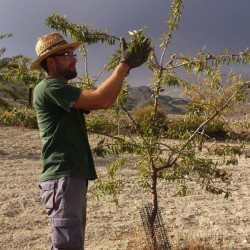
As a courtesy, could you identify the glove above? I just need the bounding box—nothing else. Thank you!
[120,36,151,70]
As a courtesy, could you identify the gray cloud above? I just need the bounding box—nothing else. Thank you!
[1,0,250,87]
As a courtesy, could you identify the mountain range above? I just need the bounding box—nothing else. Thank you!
[126,86,250,119]
[126,86,188,114]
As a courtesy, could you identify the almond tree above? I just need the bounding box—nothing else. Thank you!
[3,55,44,107]
[45,0,249,248]
[0,33,16,109]
[0,34,43,108]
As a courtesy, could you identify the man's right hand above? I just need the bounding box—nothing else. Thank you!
[119,37,151,70]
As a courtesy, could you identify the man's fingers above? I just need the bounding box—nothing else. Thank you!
[120,37,128,50]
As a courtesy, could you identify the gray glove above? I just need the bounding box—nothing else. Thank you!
[120,37,151,69]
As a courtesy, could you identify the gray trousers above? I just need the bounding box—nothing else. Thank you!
[39,176,88,250]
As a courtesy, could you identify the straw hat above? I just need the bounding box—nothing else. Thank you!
[30,32,81,70]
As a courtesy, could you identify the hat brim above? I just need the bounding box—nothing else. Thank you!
[30,41,81,70]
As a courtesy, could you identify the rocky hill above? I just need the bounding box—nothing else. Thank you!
[126,86,250,119]
[126,86,188,114]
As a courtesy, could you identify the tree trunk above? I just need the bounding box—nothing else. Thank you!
[28,88,33,107]
[149,168,158,249]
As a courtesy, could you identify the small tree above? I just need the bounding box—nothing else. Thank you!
[0,34,44,109]
[3,55,44,107]
[45,1,249,248]
[0,33,17,109]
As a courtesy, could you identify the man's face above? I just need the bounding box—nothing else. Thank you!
[51,48,78,80]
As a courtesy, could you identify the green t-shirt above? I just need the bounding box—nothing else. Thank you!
[33,77,97,182]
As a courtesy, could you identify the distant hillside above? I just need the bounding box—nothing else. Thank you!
[126,86,250,118]
[126,86,188,114]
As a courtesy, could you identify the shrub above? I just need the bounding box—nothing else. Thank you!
[167,116,228,140]
[133,105,168,136]
[0,107,38,128]
[86,115,117,135]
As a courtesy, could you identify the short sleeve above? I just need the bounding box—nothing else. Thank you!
[45,79,82,112]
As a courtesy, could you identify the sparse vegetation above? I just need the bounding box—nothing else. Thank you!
[0,0,250,249]
[0,107,37,128]
[166,116,228,140]
[87,113,118,135]
[133,105,168,135]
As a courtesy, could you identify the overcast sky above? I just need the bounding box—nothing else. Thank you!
[1,0,250,88]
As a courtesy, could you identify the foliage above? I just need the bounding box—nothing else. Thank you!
[0,34,15,109]
[0,3,247,228]
[167,115,227,140]
[133,105,168,136]
[0,34,12,57]
[45,14,117,46]
[91,158,126,204]
[183,68,248,116]
[86,113,117,135]
[44,2,250,209]
[3,55,43,88]
[0,107,38,128]
[45,14,119,86]
[0,34,44,108]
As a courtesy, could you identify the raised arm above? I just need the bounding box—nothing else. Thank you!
[73,37,151,111]
[73,62,129,110]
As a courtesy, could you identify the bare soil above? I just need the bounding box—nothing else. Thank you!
[1,125,250,250]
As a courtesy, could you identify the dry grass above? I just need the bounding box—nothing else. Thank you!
[1,125,250,249]
[121,224,221,250]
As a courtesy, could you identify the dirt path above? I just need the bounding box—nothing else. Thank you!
[0,125,250,249]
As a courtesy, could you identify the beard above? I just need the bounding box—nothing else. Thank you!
[56,63,77,80]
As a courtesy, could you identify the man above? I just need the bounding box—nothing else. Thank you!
[31,32,151,249]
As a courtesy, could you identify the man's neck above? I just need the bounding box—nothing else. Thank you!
[47,73,68,83]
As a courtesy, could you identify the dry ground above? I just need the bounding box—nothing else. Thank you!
[0,125,250,250]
